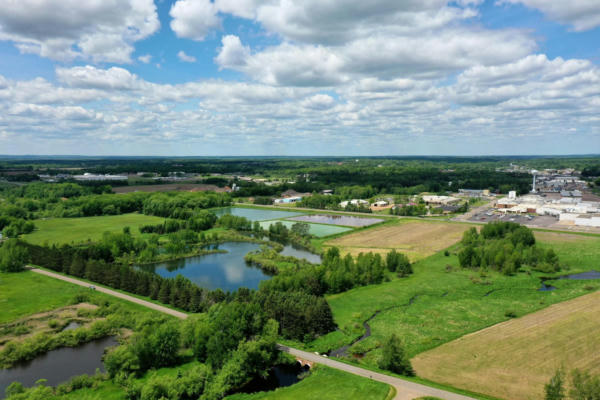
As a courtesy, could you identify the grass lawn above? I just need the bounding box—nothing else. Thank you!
[0,270,164,324]
[325,219,470,261]
[226,366,392,400]
[412,290,600,400]
[22,213,165,245]
[297,228,600,371]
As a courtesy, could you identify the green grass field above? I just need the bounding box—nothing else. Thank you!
[22,213,166,245]
[296,230,600,369]
[0,270,163,324]
[226,366,391,400]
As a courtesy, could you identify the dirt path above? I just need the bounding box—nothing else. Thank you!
[30,267,476,400]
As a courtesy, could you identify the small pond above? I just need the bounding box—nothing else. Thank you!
[259,220,352,237]
[138,242,270,292]
[239,363,309,394]
[212,207,304,221]
[280,244,322,264]
[288,214,383,227]
[61,322,81,331]
[0,336,117,396]
[538,270,600,291]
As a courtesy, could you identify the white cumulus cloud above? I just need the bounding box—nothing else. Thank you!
[170,0,221,41]
[499,0,600,31]
[177,50,197,63]
[0,0,159,63]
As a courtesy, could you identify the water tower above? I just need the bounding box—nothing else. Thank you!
[531,170,538,193]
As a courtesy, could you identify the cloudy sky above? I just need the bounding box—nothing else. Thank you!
[0,0,599,156]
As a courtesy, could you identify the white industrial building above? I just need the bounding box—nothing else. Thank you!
[494,193,600,228]
[421,195,461,205]
[73,173,128,181]
[340,199,370,208]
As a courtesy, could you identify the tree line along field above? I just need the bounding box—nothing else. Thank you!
[21,213,166,245]
[298,228,600,375]
[412,290,600,400]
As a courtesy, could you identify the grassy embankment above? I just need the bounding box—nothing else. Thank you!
[293,228,600,368]
[22,213,165,245]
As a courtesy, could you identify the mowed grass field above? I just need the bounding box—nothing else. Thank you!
[0,272,94,324]
[0,270,164,324]
[325,220,471,260]
[22,213,165,245]
[297,227,600,371]
[412,291,600,400]
[226,366,391,400]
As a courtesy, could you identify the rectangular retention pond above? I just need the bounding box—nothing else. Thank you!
[288,214,384,227]
[212,207,304,221]
[259,220,352,237]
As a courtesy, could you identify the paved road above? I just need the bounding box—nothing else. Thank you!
[278,345,477,400]
[30,267,189,319]
[30,267,476,400]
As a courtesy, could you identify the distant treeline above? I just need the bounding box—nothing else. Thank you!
[0,183,231,219]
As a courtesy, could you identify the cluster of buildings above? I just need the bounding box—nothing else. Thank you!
[73,173,128,181]
[494,170,600,228]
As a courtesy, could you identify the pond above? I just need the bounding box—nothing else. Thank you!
[138,242,270,292]
[538,270,600,291]
[0,336,117,396]
[239,363,310,394]
[288,214,384,227]
[280,244,322,264]
[259,220,352,237]
[212,207,304,221]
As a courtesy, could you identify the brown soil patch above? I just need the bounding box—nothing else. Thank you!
[326,221,469,260]
[412,291,600,400]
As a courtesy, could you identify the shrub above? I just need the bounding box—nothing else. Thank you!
[378,334,414,376]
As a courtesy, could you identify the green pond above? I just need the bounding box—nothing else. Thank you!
[259,220,352,237]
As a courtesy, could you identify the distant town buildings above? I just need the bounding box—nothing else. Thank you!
[493,169,600,228]
[73,173,128,181]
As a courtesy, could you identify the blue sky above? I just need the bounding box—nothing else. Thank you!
[0,0,598,156]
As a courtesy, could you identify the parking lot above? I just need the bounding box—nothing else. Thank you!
[467,210,559,228]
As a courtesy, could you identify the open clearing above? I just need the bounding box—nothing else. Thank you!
[412,290,600,400]
[22,213,165,245]
[0,270,162,324]
[326,220,470,260]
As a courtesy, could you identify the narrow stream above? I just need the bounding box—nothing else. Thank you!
[538,270,600,291]
[329,295,419,358]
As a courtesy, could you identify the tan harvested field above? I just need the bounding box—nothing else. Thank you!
[412,290,600,400]
[325,221,470,260]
